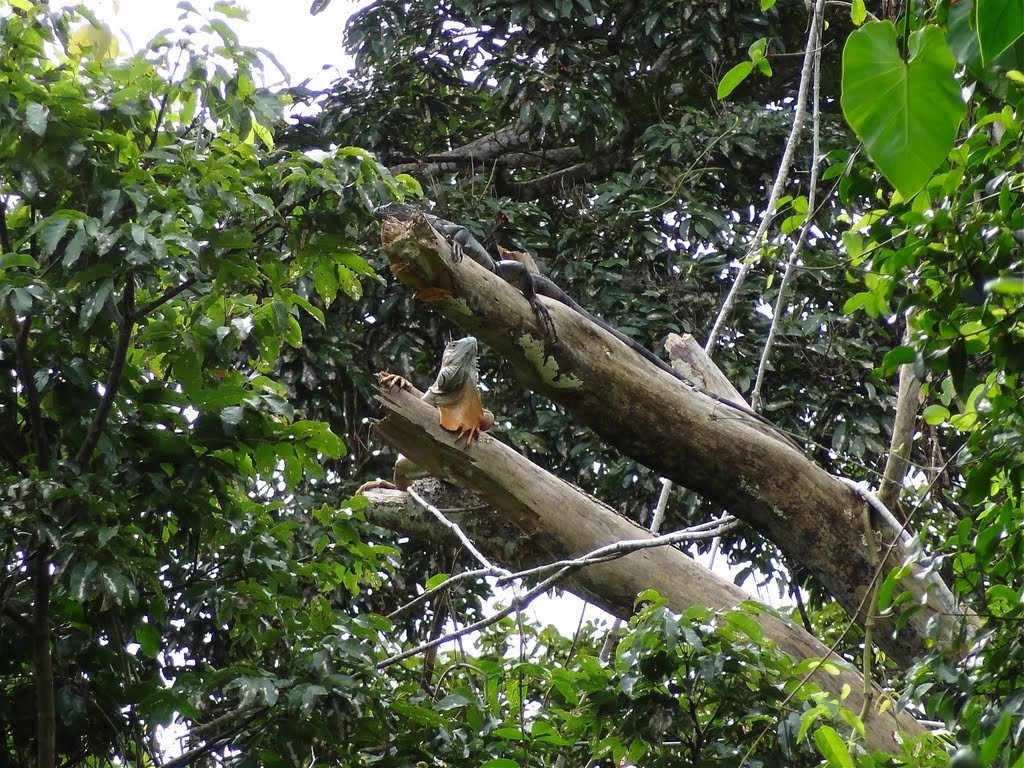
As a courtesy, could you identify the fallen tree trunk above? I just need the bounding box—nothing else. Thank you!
[374,212,962,670]
[363,385,927,753]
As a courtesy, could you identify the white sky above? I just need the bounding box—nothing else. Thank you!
[60,0,365,87]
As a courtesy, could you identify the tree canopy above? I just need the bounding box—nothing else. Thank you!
[3,0,1024,766]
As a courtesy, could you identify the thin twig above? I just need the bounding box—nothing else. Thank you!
[408,489,510,576]
[76,276,135,466]
[378,512,740,670]
[704,0,824,352]
[750,4,825,411]
[494,518,741,587]
[157,707,266,768]
[387,567,499,621]
[378,559,580,669]
[131,276,197,321]
[13,315,50,468]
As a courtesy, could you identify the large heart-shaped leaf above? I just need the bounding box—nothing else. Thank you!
[841,22,966,198]
[976,0,1024,65]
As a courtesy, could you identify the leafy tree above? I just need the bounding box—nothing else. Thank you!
[4,0,1024,765]
[0,3,400,765]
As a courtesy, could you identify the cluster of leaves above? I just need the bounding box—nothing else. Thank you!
[831,1,1024,764]
[0,2,433,764]
[370,595,887,768]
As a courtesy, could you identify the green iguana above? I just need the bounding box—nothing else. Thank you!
[375,202,800,451]
[358,336,494,492]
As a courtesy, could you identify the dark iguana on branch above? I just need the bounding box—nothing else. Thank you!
[375,202,800,451]
[358,336,494,492]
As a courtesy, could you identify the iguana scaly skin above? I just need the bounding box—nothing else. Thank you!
[375,202,800,451]
[358,336,494,493]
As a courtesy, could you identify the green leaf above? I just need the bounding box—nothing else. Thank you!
[136,623,160,657]
[173,347,202,394]
[69,560,97,601]
[718,61,753,100]
[922,404,950,425]
[881,345,916,371]
[841,23,965,198]
[851,0,866,25]
[220,405,245,426]
[25,101,48,136]
[434,693,470,711]
[80,278,114,329]
[0,253,39,270]
[979,713,1012,765]
[813,725,853,767]
[976,0,1024,65]
[425,573,450,589]
[985,276,1024,295]
[391,700,446,727]
[98,566,126,601]
[313,259,339,304]
[253,442,277,478]
[39,216,71,257]
[98,526,118,546]
[481,760,519,768]
[306,426,345,458]
[63,226,86,267]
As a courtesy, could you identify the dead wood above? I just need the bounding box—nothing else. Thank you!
[362,386,927,753]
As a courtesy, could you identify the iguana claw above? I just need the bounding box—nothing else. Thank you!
[376,372,413,391]
[529,296,558,342]
[449,239,465,263]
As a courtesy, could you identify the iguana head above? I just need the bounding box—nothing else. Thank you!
[435,336,479,390]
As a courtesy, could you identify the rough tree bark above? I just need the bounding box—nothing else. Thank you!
[372,212,964,672]
[361,385,926,753]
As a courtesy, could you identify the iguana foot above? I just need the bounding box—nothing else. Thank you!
[449,239,464,262]
[376,372,413,391]
[452,407,495,445]
[529,296,558,342]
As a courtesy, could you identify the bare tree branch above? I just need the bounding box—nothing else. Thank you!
[389,146,584,177]
[705,0,825,351]
[499,144,633,201]
[751,0,826,412]
[878,359,921,514]
[157,706,266,768]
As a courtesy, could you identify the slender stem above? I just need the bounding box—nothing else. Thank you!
[76,276,135,466]
[704,0,824,353]
[750,3,825,411]
[0,194,12,254]
[33,546,55,768]
[157,707,266,768]
[131,276,197,321]
[13,315,49,467]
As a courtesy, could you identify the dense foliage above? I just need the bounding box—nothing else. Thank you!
[3,0,1024,765]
